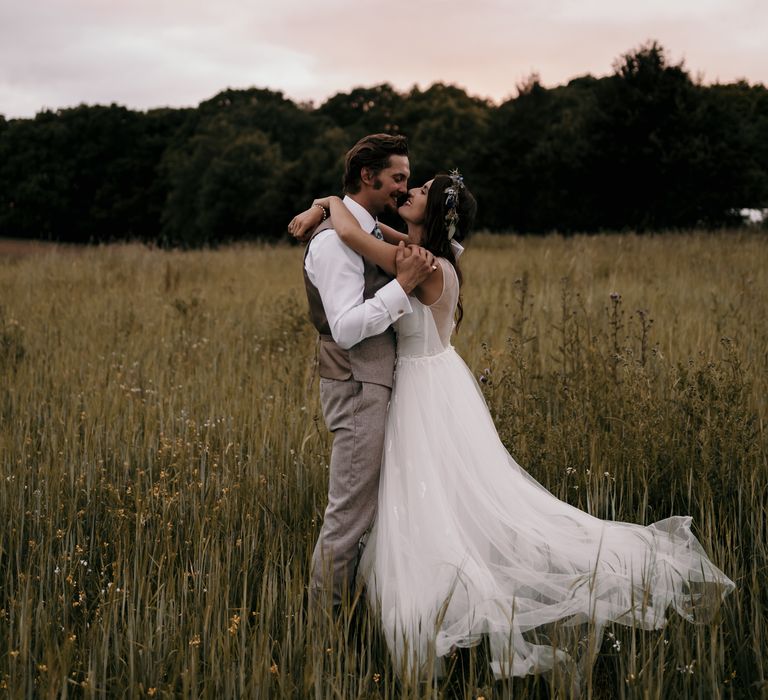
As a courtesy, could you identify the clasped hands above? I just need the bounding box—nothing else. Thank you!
[394,241,436,295]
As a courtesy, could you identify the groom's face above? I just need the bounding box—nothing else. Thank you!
[368,155,410,216]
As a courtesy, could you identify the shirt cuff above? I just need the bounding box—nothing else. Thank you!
[376,279,412,322]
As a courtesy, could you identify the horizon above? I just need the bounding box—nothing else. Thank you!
[3,67,767,121]
[2,0,767,119]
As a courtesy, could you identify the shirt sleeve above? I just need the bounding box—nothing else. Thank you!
[305,230,412,350]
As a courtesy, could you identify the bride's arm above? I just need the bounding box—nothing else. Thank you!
[289,196,435,289]
[323,195,443,304]
[315,196,399,276]
[287,203,326,242]
[378,222,409,245]
[287,201,409,247]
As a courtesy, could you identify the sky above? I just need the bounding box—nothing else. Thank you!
[1,0,767,119]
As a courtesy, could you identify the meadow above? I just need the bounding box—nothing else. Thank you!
[0,231,766,698]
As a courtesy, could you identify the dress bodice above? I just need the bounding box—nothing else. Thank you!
[395,258,459,358]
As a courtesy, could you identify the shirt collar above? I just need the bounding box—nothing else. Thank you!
[342,195,377,234]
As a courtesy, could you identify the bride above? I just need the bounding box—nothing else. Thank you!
[294,172,734,679]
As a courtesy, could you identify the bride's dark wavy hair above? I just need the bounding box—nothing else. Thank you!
[419,174,477,329]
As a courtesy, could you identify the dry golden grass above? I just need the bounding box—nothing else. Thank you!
[0,231,766,698]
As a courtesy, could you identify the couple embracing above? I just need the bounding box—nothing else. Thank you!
[289,133,733,680]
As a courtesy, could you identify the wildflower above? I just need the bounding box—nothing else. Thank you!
[228,614,240,635]
[373,673,381,683]
[189,634,201,647]
[270,662,278,675]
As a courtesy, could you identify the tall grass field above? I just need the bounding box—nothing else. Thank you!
[0,232,766,698]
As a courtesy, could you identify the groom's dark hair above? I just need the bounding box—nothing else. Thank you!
[343,133,409,194]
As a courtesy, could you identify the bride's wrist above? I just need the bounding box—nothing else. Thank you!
[312,203,328,222]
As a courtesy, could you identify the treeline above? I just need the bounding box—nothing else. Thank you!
[1,42,767,245]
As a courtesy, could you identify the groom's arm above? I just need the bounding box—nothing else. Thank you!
[306,231,412,350]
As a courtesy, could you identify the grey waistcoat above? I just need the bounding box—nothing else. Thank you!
[303,221,396,387]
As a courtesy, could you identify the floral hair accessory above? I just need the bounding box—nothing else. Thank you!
[444,168,464,240]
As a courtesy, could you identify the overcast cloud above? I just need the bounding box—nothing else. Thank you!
[1,0,766,117]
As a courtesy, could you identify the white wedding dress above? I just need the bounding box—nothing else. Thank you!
[358,258,735,679]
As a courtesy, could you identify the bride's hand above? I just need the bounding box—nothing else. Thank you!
[287,196,340,242]
[287,204,325,243]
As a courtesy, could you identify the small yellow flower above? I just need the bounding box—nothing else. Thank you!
[189,634,201,647]
[228,614,240,635]
[270,662,278,675]
[147,688,157,696]
[373,672,381,683]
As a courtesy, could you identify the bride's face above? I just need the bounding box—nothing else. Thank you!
[398,179,433,227]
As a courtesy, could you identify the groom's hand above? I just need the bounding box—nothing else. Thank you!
[395,242,435,294]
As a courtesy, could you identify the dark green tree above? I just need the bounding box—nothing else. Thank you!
[159,88,318,244]
[316,84,405,141]
[477,74,599,231]
[1,44,766,243]
[397,83,492,191]
[0,104,186,241]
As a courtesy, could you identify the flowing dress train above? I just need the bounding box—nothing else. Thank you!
[358,258,735,678]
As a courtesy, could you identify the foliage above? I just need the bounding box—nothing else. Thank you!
[1,42,767,244]
[159,88,320,246]
[0,105,187,242]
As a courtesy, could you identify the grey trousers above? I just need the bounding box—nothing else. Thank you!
[311,377,390,607]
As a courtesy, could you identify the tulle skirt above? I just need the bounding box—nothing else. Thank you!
[358,345,735,678]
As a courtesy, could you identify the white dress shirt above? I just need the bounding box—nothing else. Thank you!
[305,196,412,350]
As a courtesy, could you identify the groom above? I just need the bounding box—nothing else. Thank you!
[302,133,434,608]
